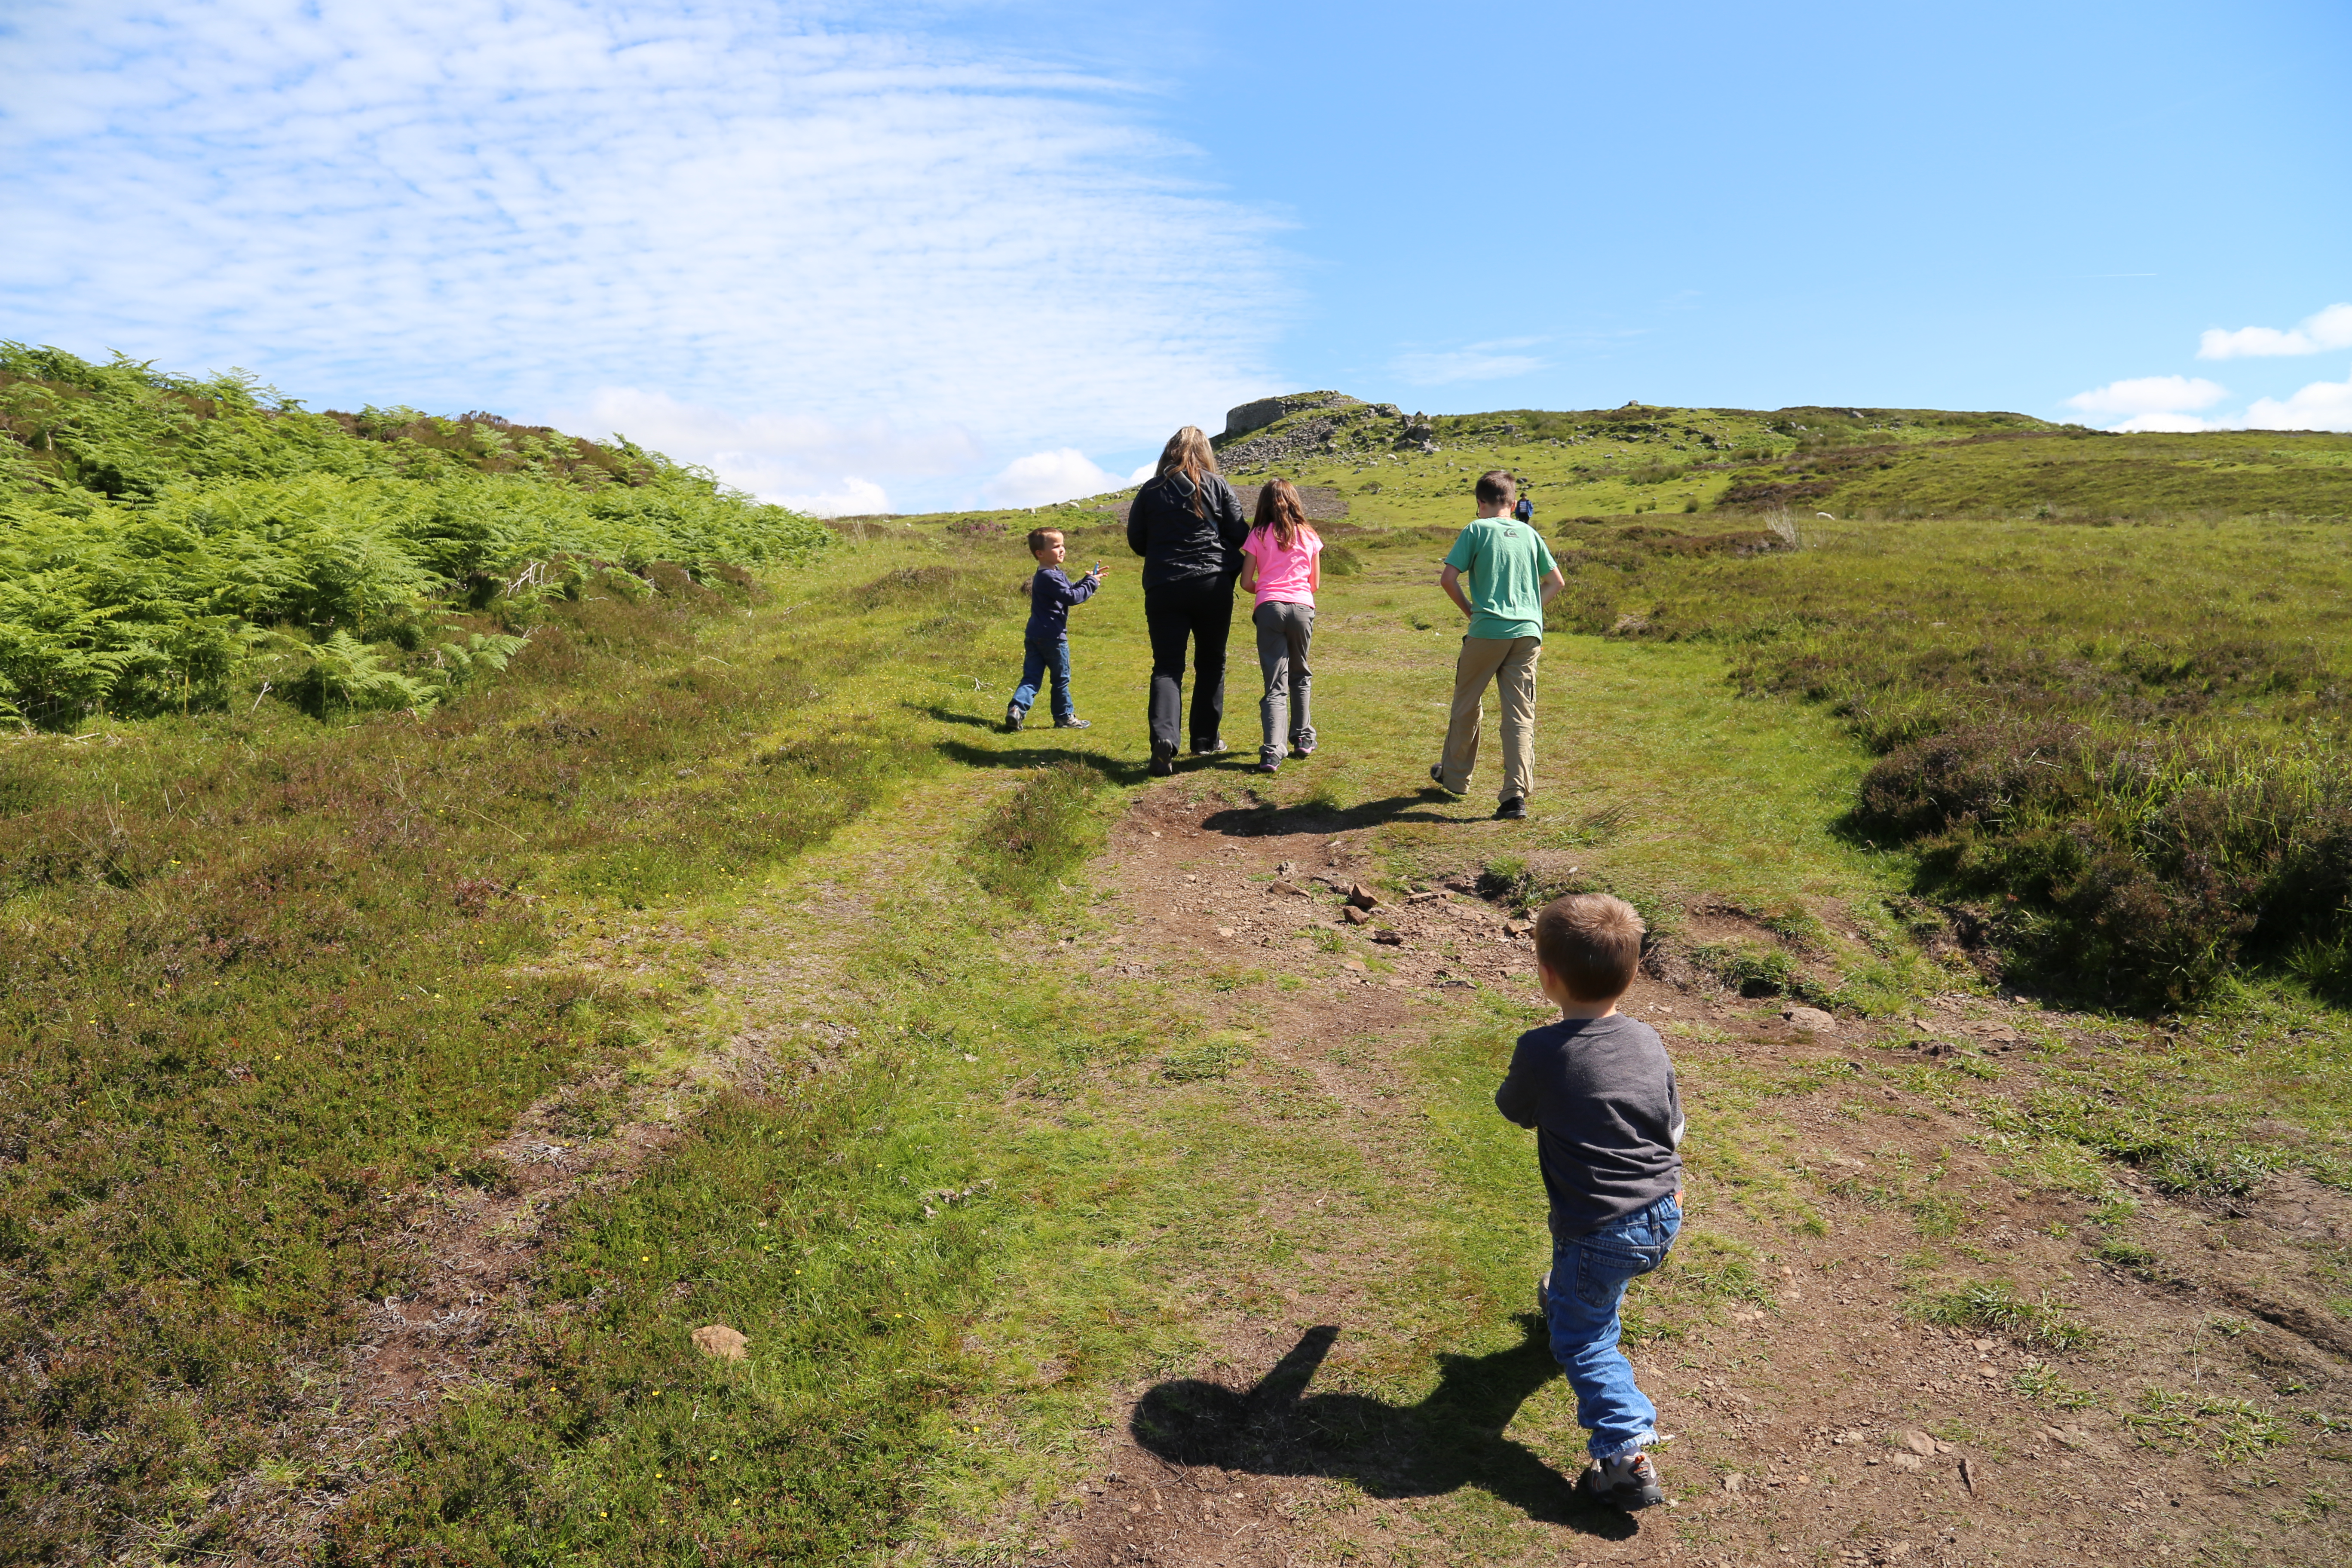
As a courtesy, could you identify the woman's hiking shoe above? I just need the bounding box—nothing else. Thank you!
[1577,1451,1665,1511]
[1003,705,1025,733]
[1496,796,1528,820]
[1149,738,1177,778]
[1054,716,1091,729]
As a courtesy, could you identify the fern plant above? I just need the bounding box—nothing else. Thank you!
[0,343,830,727]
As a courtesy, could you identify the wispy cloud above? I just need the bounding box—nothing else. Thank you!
[2064,375,2228,417]
[1390,338,1547,387]
[0,1,1289,511]
[2197,303,2352,359]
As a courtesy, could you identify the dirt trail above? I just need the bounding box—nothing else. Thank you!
[1038,785,2352,1568]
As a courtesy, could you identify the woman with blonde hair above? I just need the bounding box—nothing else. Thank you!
[1235,478,1322,774]
[1125,425,1250,775]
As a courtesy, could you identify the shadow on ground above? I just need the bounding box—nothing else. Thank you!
[1200,789,1469,836]
[1129,1317,1640,1540]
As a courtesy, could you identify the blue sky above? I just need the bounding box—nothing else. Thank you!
[3,1,2347,511]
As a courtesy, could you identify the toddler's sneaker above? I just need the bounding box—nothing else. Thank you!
[1054,716,1092,729]
[1003,704,1026,733]
[1577,1450,1665,1511]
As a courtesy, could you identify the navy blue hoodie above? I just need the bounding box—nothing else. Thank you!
[1025,565,1099,643]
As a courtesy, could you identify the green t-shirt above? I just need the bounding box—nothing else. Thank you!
[1443,516,1559,641]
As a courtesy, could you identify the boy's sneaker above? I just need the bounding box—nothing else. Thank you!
[1577,1450,1665,1511]
[1496,796,1528,820]
[1054,716,1091,729]
[1003,705,1026,733]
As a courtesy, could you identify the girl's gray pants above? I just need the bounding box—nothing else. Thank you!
[1252,600,1315,765]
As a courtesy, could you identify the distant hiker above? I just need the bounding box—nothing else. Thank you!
[1235,478,1323,774]
[1494,893,1683,1512]
[1003,527,1105,732]
[1127,426,1249,775]
[1428,469,1565,819]
[1514,493,1534,524]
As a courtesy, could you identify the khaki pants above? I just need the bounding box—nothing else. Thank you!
[1438,635,1541,801]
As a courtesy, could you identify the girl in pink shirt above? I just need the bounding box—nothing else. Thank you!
[1235,478,1323,773]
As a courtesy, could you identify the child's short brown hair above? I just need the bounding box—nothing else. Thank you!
[1474,469,1518,507]
[1534,893,1645,1001]
[1026,527,1064,555]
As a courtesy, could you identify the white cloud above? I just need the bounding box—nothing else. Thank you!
[2107,411,2227,434]
[2246,371,2352,432]
[0,0,1288,512]
[2064,375,2228,416]
[1390,338,1547,386]
[1127,460,1160,485]
[980,448,1123,508]
[2197,303,2352,359]
[777,477,893,518]
[562,387,982,515]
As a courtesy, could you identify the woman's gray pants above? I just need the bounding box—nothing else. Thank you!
[1252,600,1315,765]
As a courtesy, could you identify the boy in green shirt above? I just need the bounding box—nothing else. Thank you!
[1430,471,1565,820]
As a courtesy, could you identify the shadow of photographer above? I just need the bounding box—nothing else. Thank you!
[1129,1316,1640,1540]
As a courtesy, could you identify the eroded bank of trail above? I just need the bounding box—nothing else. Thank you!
[1013,781,2351,1568]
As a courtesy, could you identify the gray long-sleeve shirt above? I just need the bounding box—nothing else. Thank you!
[1494,1014,1684,1240]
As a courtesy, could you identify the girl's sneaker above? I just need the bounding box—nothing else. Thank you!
[1577,1450,1665,1511]
[1253,761,1278,775]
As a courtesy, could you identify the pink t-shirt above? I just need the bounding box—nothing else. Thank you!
[1242,526,1320,606]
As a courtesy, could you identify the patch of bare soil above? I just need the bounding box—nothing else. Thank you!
[1033,786,2352,1568]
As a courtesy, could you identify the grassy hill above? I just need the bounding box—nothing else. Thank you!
[0,345,829,730]
[7,362,2352,1564]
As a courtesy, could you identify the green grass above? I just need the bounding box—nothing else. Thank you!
[18,380,2352,1562]
[0,344,828,729]
[0,544,1002,1562]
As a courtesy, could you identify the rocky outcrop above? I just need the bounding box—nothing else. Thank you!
[1222,392,1399,440]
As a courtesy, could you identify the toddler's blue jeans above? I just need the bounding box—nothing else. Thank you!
[1011,636,1074,722]
[1542,1191,1679,1460]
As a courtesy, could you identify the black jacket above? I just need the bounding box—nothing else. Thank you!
[1127,471,1249,590]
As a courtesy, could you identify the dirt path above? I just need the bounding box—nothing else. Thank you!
[1032,784,2352,1568]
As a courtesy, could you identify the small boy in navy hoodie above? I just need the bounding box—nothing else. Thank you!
[1004,527,1107,732]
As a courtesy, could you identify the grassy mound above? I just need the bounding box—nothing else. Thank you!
[0,346,830,729]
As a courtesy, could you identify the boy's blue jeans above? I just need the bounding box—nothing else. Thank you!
[1542,1191,1679,1461]
[1011,636,1074,721]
